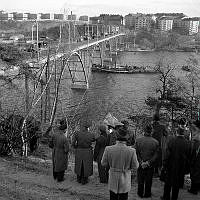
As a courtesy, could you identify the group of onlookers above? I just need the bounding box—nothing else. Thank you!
[48,114,200,200]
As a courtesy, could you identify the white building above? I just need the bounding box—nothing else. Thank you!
[157,16,174,32]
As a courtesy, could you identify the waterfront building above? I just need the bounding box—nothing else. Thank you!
[182,17,200,35]
[67,14,77,21]
[26,13,37,20]
[157,16,174,32]
[173,17,200,35]
[53,14,64,20]
[79,15,89,22]
[89,16,99,24]
[135,14,153,31]
[99,14,123,26]
[40,13,51,20]
[12,12,28,21]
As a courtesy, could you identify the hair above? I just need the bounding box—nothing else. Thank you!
[144,124,152,136]
[153,114,160,121]
[116,127,128,141]
[58,118,68,130]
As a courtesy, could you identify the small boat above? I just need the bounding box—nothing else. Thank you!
[181,65,191,72]
[91,64,160,74]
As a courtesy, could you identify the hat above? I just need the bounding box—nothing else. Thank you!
[99,124,107,133]
[121,119,129,126]
[103,113,123,128]
[57,118,67,130]
[81,119,92,128]
[116,127,129,141]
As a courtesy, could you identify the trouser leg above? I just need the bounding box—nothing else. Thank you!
[163,181,171,200]
[57,171,65,182]
[80,162,88,184]
[110,190,118,200]
[137,167,145,197]
[171,186,179,200]
[98,162,108,183]
[190,181,199,194]
[144,168,154,197]
[119,192,128,200]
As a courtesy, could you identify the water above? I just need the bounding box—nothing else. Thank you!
[58,51,200,125]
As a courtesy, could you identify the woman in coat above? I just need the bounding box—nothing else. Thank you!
[72,120,95,184]
[94,124,109,183]
[49,118,69,182]
[188,120,200,195]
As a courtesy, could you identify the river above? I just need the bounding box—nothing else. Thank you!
[57,51,200,125]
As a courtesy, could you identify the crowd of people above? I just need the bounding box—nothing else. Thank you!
[48,114,200,200]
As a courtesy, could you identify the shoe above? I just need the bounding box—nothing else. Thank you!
[188,189,198,195]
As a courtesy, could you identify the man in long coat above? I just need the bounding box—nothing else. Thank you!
[101,127,139,200]
[161,127,191,200]
[72,120,95,184]
[188,120,200,195]
[151,114,168,175]
[49,118,69,182]
[94,124,109,183]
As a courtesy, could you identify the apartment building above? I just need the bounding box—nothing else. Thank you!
[67,14,77,21]
[182,18,200,35]
[157,16,174,32]
[135,14,153,30]
[124,13,138,29]
[99,14,123,26]
[173,17,200,35]
[79,15,89,22]
[13,12,28,20]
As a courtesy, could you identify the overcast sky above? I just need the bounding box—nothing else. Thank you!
[1,0,200,17]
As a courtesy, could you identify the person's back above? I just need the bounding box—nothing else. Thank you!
[75,130,95,149]
[161,127,191,200]
[101,128,138,200]
[106,142,137,170]
[152,121,167,145]
[136,136,159,163]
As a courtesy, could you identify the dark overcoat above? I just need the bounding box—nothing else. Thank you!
[72,130,95,177]
[49,129,69,172]
[163,135,191,187]
[190,140,200,184]
[94,134,109,182]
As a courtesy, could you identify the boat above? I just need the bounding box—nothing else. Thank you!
[181,65,191,72]
[91,64,160,74]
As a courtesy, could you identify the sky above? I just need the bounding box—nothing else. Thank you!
[1,0,200,17]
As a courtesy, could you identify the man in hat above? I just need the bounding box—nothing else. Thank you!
[160,127,191,200]
[135,124,159,198]
[121,119,135,146]
[72,120,95,184]
[101,127,139,200]
[49,118,69,182]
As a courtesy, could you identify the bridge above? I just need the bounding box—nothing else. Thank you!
[26,32,126,129]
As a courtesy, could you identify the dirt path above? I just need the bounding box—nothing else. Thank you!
[0,149,199,200]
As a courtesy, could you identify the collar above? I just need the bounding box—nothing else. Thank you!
[116,141,127,145]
